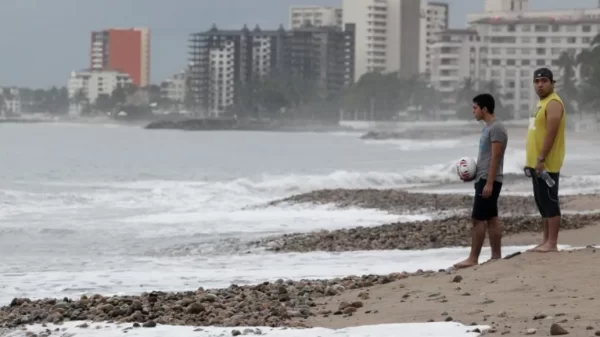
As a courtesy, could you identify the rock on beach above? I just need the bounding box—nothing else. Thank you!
[0,273,439,329]
[251,213,600,253]
[265,188,546,215]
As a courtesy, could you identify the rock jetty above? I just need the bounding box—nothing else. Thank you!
[250,213,600,253]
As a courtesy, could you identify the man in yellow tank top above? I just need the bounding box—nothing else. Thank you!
[525,68,566,253]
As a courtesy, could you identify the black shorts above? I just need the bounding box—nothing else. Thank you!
[471,178,503,221]
[526,168,561,218]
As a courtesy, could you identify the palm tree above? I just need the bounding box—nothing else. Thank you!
[576,34,600,113]
[0,90,4,116]
[455,77,478,105]
[576,34,600,80]
[555,51,578,115]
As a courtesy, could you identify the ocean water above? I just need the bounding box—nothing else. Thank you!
[1,122,599,330]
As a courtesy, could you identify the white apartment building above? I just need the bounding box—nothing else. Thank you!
[430,0,600,118]
[336,0,448,81]
[1,87,21,116]
[208,40,236,116]
[423,2,449,74]
[67,69,132,103]
[160,71,187,103]
[342,0,422,80]
[289,6,343,29]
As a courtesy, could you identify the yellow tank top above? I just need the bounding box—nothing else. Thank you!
[525,92,566,173]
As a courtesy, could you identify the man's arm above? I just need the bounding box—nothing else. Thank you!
[486,126,507,183]
[540,100,564,160]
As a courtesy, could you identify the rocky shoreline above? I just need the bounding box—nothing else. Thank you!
[249,213,600,253]
[265,188,547,215]
[0,271,446,329]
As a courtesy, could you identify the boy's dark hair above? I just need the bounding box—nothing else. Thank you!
[472,93,495,114]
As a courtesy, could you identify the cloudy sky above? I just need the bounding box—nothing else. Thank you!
[0,0,597,88]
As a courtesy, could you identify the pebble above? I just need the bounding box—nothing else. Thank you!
[0,275,413,329]
[250,210,600,252]
[549,323,568,336]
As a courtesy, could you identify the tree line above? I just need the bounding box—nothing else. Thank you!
[555,34,600,115]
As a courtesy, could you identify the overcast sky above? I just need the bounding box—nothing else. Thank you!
[0,0,597,88]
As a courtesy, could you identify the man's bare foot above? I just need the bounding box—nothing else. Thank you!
[527,243,545,252]
[529,243,559,253]
[453,258,478,269]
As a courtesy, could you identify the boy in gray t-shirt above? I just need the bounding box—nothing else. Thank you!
[455,93,508,269]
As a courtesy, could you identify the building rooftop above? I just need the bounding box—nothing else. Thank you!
[435,28,478,35]
[471,16,600,25]
[191,24,287,37]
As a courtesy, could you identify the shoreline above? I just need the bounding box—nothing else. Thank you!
[2,190,600,334]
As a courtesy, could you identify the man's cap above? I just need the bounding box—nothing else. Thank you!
[533,68,554,82]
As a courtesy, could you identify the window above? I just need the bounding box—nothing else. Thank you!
[536,48,546,55]
[536,59,545,66]
[521,48,531,54]
[537,37,546,43]
[534,25,548,32]
[583,25,591,32]
[567,37,576,43]
[521,37,531,43]
[506,59,516,66]
[506,48,516,54]
[492,59,501,65]
[521,25,531,32]
[521,59,530,66]
[551,37,561,43]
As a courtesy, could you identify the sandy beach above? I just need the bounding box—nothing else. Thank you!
[307,247,600,336]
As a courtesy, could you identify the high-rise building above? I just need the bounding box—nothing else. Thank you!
[90,27,151,87]
[187,24,355,117]
[430,0,600,117]
[289,6,343,29]
[342,0,424,80]
[188,25,289,117]
[423,2,449,75]
[285,24,356,96]
[320,0,448,81]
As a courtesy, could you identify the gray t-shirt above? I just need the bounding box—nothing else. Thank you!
[476,119,508,183]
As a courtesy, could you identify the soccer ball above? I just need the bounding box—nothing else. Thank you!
[456,157,477,181]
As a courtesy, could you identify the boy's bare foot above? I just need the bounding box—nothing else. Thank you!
[529,243,559,252]
[527,243,545,252]
[453,258,478,269]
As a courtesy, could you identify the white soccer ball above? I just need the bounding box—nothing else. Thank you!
[456,157,477,180]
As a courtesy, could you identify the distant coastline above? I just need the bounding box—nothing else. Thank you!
[144,117,353,133]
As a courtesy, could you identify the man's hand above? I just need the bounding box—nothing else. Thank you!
[535,160,544,174]
[481,181,493,198]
